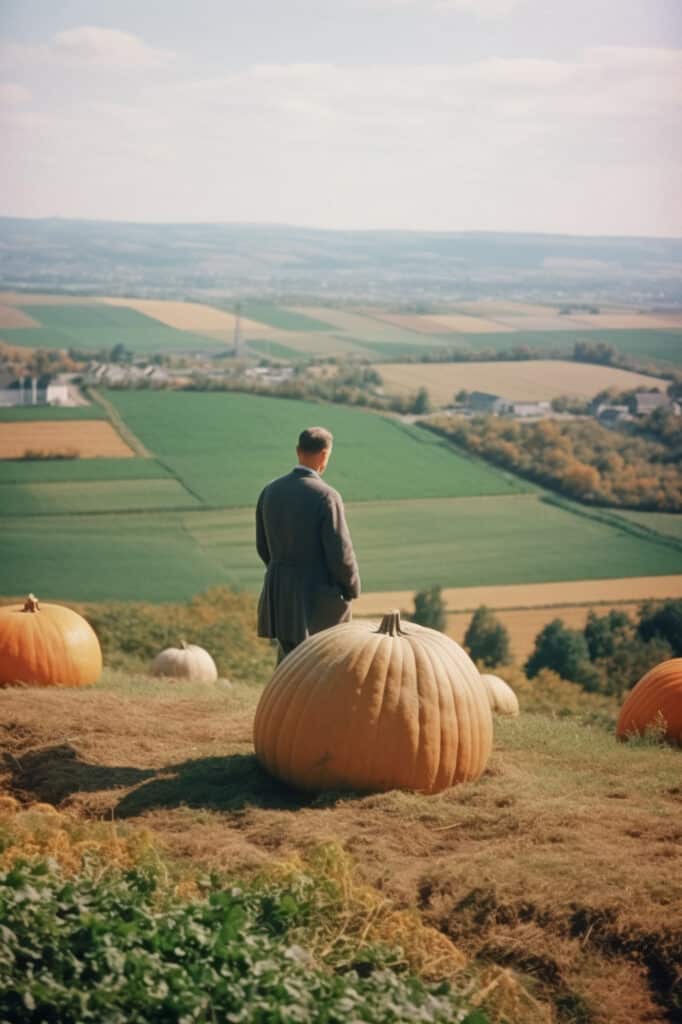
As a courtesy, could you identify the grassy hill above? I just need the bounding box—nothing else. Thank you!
[1,650,679,1023]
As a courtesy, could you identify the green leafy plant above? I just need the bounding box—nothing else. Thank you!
[0,857,487,1024]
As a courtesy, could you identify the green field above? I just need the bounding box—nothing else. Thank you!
[0,478,200,517]
[240,302,336,332]
[357,328,682,365]
[246,339,311,362]
[3,493,682,601]
[450,329,682,365]
[0,457,170,484]
[3,388,681,602]
[0,404,106,422]
[615,509,682,542]
[104,390,526,507]
[1,512,220,601]
[3,304,220,354]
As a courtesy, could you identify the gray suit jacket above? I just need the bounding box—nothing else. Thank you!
[256,466,361,648]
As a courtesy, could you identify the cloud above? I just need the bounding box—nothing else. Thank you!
[0,26,175,72]
[2,44,680,233]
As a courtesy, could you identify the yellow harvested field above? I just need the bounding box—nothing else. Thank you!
[0,421,135,459]
[0,304,40,328]
[452,301,557,317]
[371,313,452,335]
[374,359,670,405]
[490,315,585,331]
[98,298,282,340]
[446,603,643,661]
[566,313,682,330]
[354,575,682,616]
[423,314,517,334]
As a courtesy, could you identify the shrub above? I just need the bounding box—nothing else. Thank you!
[637,599,682,656]
[464,606,511,668]
[412,585,446,632]
[525,619,600,691]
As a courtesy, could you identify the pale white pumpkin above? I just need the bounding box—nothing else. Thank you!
[150,641,218,683]
[480,673,519,717]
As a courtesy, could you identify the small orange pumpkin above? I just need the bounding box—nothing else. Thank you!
[616,658,682,745]
[253,610,493,794]
[0,594,102,688]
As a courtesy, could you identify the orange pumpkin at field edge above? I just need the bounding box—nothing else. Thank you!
[616,657,682,745]
[254,610,493,794]
[0,594,102,688]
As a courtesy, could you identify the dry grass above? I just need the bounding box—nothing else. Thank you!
[99,297,283,340]
[0,420,135,459]
[374,359,670,405]
[354,575,682,616]
[1,668,680,1021]
[0,304,41,328]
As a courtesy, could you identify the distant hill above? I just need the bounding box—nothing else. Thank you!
[1,217,681,305]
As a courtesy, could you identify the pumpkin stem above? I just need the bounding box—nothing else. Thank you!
[377,609,405,637]
[180,639,188,650]
[23,594,40,613]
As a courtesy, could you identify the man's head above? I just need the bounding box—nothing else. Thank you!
[297,426,333,474]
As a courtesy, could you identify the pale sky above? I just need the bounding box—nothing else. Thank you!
[1,0,681,235]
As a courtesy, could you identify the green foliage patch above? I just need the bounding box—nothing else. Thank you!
[0,858,484,1024]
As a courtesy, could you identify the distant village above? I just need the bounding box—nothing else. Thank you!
[0,353,678,426]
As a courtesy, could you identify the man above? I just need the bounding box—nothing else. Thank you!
[256,426,361,661]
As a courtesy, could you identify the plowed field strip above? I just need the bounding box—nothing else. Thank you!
[0,421,135,459]
[353,575,682,615]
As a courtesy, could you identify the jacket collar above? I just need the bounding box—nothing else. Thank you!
[292,465,318,477]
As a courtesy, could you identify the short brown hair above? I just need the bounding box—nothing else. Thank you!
[297,426,333,453]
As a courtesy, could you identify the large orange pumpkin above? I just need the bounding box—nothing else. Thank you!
[0,594,102,688]
[616,658,682,745]
[253,610,493,794]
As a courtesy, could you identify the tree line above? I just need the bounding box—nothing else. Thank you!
[426,413,681,512]
[411,586,681,699]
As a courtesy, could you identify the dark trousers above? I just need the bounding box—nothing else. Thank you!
[276,640,297,665]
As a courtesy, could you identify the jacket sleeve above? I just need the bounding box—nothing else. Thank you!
[320,491,361,600]
[256,489,270,566]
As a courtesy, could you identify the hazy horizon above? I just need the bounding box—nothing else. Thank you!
[3,212,682,242]
[1,0,681,236]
